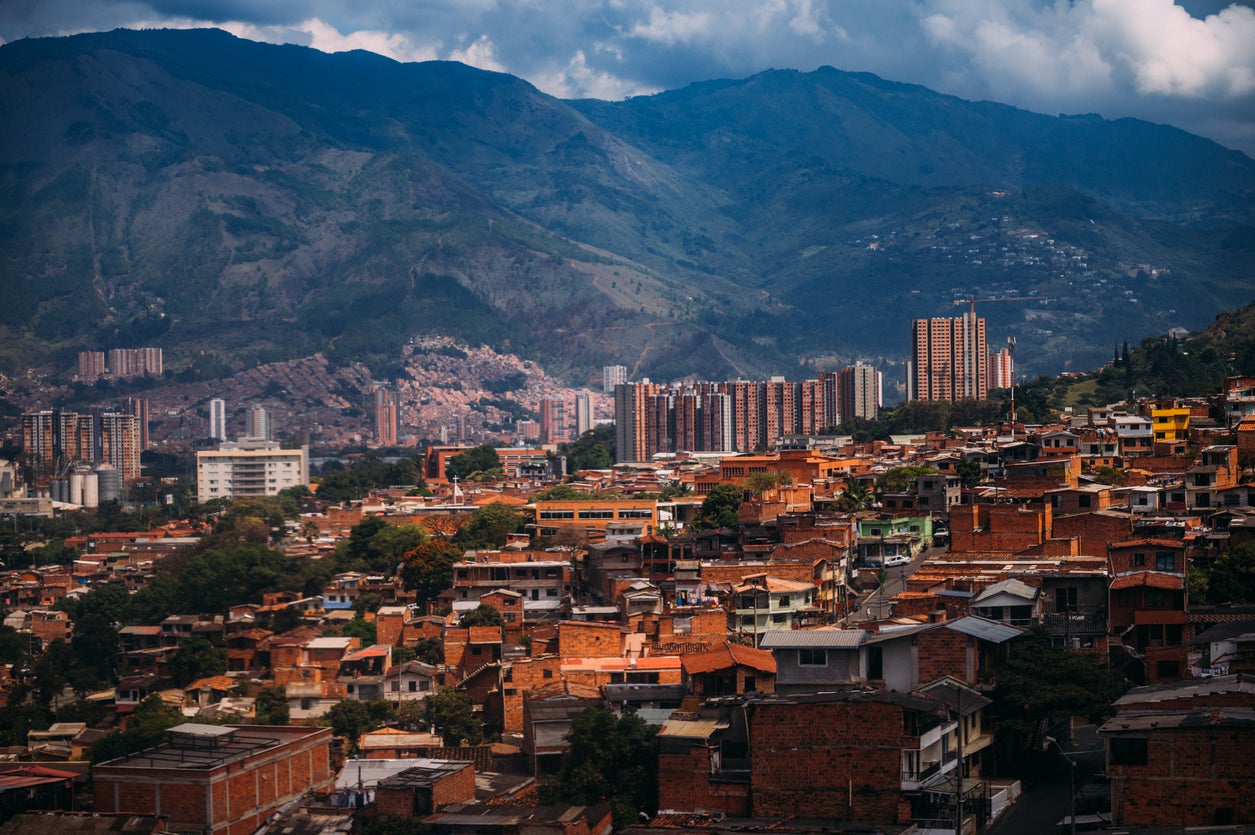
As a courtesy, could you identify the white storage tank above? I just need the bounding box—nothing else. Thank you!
[95,464,122,504]
[81,470,99,509]
[69,471,85,506]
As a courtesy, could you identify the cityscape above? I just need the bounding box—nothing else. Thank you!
[0,302,1251,833]
[0,4,1254,835]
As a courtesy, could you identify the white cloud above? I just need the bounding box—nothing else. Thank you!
[627,7,716,45]
[447,34,506,73]
[532,49,657,99]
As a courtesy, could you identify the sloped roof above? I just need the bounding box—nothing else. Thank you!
[942,616,1024,643]
[1110,571,1184,591]
[972,579,1038,605]
[759,629,865,649]
[682,642,777,676]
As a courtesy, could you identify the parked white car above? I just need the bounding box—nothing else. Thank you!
[884,554,911,568]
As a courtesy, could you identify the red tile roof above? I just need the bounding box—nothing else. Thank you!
[1110,571,1185,591]
[681,641,776,676]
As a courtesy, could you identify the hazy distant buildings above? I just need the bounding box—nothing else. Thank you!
[909,313,988,402]
[78,348,163,380]
[603,365,627,393]
[988,347,1014,390]
[126,397,150,450]
[374,386,399,447]
[539,398,569,445]
[209,398,227,442]
[574,393,592,437]
[246,406,272,442]
[613,371,882,462]
[196,440,308,503]
[839,362,882,422]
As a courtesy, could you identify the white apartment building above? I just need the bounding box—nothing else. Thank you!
[196,440,308,502]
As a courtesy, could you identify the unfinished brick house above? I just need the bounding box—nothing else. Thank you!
[94,723,333,835]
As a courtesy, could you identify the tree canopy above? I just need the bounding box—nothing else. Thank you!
[446,445,500,482]
[423,688,483,746]
[454,502,524,549]
[558,424,614,471]
[694,483,744,531]
[538,707,659,826]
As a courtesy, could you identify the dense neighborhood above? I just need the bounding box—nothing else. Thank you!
[0,364,1250,834]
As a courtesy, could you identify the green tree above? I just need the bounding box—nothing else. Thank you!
[537,707,659,826]
[69,613,118,686]
[558,425,614,472]
[423,688,483,746]
[254,685,290,725]
[327,699,379,757]
[446,445,500,482]
[454,502,523,549]
[91,694,182,763]
[833,481,872,512]
[168,636,228,687]
[955,460,984,489]
[992,626,1130,773]
[1197,542,1255,603]
[876,466,936,494]
[695,483,744,530]
[400,540,464,606]
[460,604,504,633]
[744,471,779,497]
[344,617,377,645]
[412,637,445,666]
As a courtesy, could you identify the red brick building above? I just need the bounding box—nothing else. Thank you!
[93,723,333,835]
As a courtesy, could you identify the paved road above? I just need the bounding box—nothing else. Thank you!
[843,542,945,624]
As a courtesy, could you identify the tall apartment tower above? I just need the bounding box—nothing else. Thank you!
[574,393,592,438]
[247,406,272,441]
[839,363,882,422]
[99,412,141,482]
[909,313,988,402]
[78,351,106,380]
[539,398,570,445]
[614,381,658,463]
[209,398,228,442]
[603,365,627,393]
[374,386,399,447]
[988,347,1014,391]
[125,397,150,450]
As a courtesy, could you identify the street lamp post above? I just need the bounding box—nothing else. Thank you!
[1045,735,1076,835]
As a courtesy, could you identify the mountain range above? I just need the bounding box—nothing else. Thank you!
[1,27,1253,389]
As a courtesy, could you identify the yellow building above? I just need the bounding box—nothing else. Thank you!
[1151,407,1190,442]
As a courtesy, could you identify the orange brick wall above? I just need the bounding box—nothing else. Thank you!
[1110,728,1255,827]
[557,623,624,659]
[658,745,751,815]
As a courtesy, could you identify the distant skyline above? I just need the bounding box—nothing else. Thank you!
[1,1,1253,155]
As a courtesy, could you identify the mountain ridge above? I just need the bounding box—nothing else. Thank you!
[0,27,1251,386]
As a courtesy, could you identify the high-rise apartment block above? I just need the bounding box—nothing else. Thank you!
[574,393,592,437]
[22,409,141,481]
[78,351,106,380]
[246,407,272,441]
[908,313,988,402]
[374,386,399,447]
[539,398,570,445]
[125,397,150,451]
[99,412,142,482]
[839,363,882,422]
[988,347,1014,390]
[603,365,627,393]
[209,398,228,442]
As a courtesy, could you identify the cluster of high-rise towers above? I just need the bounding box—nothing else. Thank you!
[613,312,1012,463]
[613,364,882,463]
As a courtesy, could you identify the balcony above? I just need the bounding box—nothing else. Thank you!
[1043,610,1106,636]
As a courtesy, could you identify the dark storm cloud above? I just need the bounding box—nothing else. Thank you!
[1,0,1252,154]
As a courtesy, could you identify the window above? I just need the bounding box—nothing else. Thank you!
[1146,589,1166,608]
[1055,587,1077,612]
[779,595,791,607]
[798,648,826,666]
[740,615,755,626]
[1132,553,1146,567]
[1109,737,1148,765]
[1078,494,1092,508]
[408,680,417,692]
[1155,552,1176,571]
[577,510,614,519]
[543,669,553,679]
[772,613,786,624]
[390,681,400,692]
[868,645,883,680]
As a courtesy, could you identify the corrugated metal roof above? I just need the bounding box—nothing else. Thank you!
[943,617,1024,643]
[759,629,865,649]
[658,719,719,739]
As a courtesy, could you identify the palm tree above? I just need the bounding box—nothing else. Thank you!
[834,481,872,512]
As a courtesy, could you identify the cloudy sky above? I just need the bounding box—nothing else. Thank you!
[2,0,1253,155]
